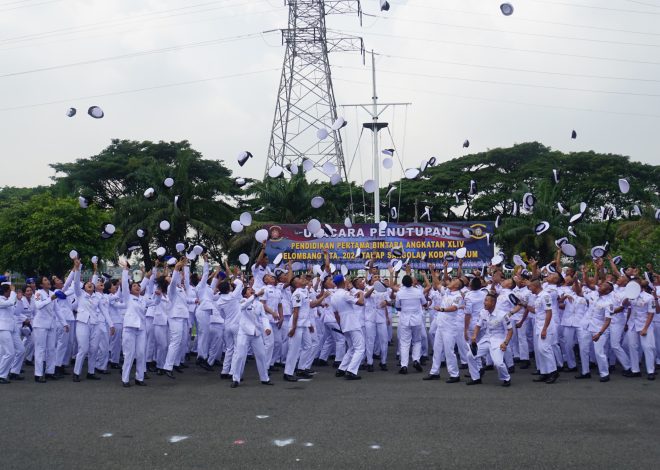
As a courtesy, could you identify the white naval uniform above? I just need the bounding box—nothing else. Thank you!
[608,287,631,371]
[429,289,462,377]
[626,291,656,374]
[16,296,35,361]
[395,285,426,369]
[467,307,513,382]
[72,271,106,376]
[332,288,364,375]
[261,283,282,367]
[54,272,76,369]
[195,262,215,362]
[206,290,225,367]
[218,278,244,375]
[0,292,22,380]
[531,289,558,375]
[366,290,390,366]
[574,294,594,376]
[152,296,170,370]
[230,296,271,383]
[283,287,313,376]
[588,294,614,378]
[108,293,126,365]
[510,286,531,361]
[558,286,579,370]
[163,269,191,372]
[33,288,68,377]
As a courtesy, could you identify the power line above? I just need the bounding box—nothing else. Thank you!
[362,12,660,48]
[0,68,279,112]
[335,64,660,98]
[0,31,277,79]
[378,52,660,84]
[0,0,61,12]
[333,76,660,119]
[332,29,660,67]
[527,0,660,15]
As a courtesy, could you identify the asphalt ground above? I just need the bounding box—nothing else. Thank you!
[1,340,659,470]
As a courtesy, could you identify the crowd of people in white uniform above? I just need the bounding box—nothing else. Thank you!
[0,243,658,388]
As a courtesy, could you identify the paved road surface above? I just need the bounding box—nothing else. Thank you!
[1,349,658,469]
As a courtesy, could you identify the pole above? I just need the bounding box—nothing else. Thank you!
[371,50,380,223]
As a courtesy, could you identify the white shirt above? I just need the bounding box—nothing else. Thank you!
[0,292,17,331]
[588,294,614,334]
[238,296,270,336]
[629,291,654,332]
[395,286,426,328]
[477,307,512,341]
[331,289,361,332]
[291,287,311,327]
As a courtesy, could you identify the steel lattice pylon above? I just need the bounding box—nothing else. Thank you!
[266,0,364,180]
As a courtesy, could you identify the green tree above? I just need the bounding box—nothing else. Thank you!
[51,140,240,260]
[0,192,114,276]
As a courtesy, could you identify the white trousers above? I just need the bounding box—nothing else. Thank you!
[560,326,578,368]
[430,327,458,377]
[207,323,225,366]
[154,324,169,369]
[592,329,610,377]
[109,322,123,364]
[454,328,471,366]
[577,327,595,375]
[655,322,660,365]
[627,328,656,374]
[145,317,155,362]
[74,322,101,375]
[319,322,345,362]
[221,323,238,374]
[195,310,211,360]
[164,318,185,371]
[299,327,317,371]
[338,329,365,375]
[230,332,269,382]
[0,329,24,379]
[10,327,25,375]
[366,321,389,365]
[33,326,57,377]
[608,322,631,370]
[534,331,557,375]
[95,324,110,371]
[55,320,74,367]
[284,327,312,376]
[121,327,146,382]
[467,336,510,382]
[279,317,291,363]
[398,324,422,368]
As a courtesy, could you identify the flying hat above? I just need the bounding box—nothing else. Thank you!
[500,3,514,16]
[535,221,550,235]
[513,255,526,267]
[136,228,146,238]
[239,212,252,226]
[612,255,622,265]
[331,116,347,131]
[321,162,337,177]
[557,202,569,215]
[569,212,584,224]
[66,107,76,117]
[285,163,299,175]
[235,178,247,187]
[512,202,519,216]
[656,208,660,221]
[164,177,174,188]
[591,245,607,259]
[456,247,467,259]
[174,195,183,210]
[175,242,186,253]
[404,168,420,179]
[567,225,577,237]
[273,253,283,265]
[461,228,473,238]
[383,157,393,169]
[391,246,403,258]
[382,148,394,156]
[355,247,362,258]
[469,180,477,196]
[344,217,352,228]
[316,128,329,140]
[166,257,177,266]
[523,193,536,209]
[230,220,243,233]
[255,229,269,243]
[392,260,403,272]
[268,165,284,178]
[618,178,630,194]
[78,196,89,208]
[561,243,577,257]
[330,173,342,185]
[421,206,431,221]
[444,254,455,262]
[579,202,587,213]
[463,139,470,148]
[378,220,388,231]
[238,253,249,266]
[302,159,314,173]
[144,188,155,199]
[237,151,253,167]
[571,129,577,139]
[185,251,197,261]
[156,247,166,257]
[623,281,641,300]
[255,206,266,214]
[159,220,171,231]
[69,250,78,259]
[486,233,492,245]
[87,106,104,119]
[102,223,116,236]
[631,205,641,216]
[552,169,560,184]
[555,237,568,248]
[380,0,390,11]
[427,157,437,167]
[495,215,501,228]
[363,180,377,194]
[373,281,387,293]
[323,223,333,236]
[386,185,396,198]
[312,265,323,277]
[307,219,321,234]
[491,254,504,265]
[340,265,349,276]
[193,245,204,256]
[390,207,398,219]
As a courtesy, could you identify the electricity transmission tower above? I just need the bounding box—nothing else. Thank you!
[266,0,364,180]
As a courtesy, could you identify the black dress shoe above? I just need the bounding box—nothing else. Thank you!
[110,363,121,370]
[423,374,440,381]
[533,375,548,382]
[86,373,100,380]
[575,373,591,379]
[399,366,408,375]
[379,363,388,371]
[122,382,130,388]
[609,365,615,372]
[520,360,530,369]
[45,374,59,381]
[345,372,362,380]
[96,369,110,375]
[532,370,541,376]
[220,373,231,379]
[283,374,299,382]
[413,361,423,372]
[135,379,147,386]
[230,381,239,388]
[367,364,374,372]
[199,362,213,371]
[25,360,34,366]
[143,373,150,380]
[268,366,280,373]
[0,378,10,384]
[179,363,189,369]
[157,369,164,376]
[261,380,274,385]
[35,375,46,383]
[648,374,655,381]
[459,363,468,370]
[507,366,515,374]
[501,380,511,387]
[316,359,328,366]
[332,361,341,368]
[335,370,346,377]
[147,363,157,372]
[72,374,81,382]
[600,375,610,382]
[173,365,184,373]
[622,369,634,377]
[545,371,559,384]
[58,366,71,376]
[8,373,24,381]
[419,355,428,365]
[466,378,481,385]
[484,365,494,371]
[446,376,460,383]
[165,370,175,379]
[562,366,577,372]
[630,372,642,378]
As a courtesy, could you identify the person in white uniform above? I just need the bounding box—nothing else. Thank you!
[33,275,69,382]
[218,268,244,379]
[587,281,616,382]
[162,260,194,379]
[525,280,560,384]
[0,282,21,384]
[332,275,365,380]
[466,292,513,386]
[395,274,427,376]
[229,286,273,388]
[625,279,656,380]
[425,277,462,382]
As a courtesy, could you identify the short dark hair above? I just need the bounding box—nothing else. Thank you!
[402,275,413,288]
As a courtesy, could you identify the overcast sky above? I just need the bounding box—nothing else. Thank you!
[1,0,659,190]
